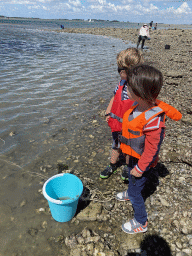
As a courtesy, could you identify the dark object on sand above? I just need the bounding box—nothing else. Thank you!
[57,163,68,173]
[61,25,64,29]
[165,44,170,49]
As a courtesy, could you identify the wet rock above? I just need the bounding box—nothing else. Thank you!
[158,195,170,206]
[69,247,82,256]
[65,227,117,256]
[76,235,84,244]
[28,228,38,236]
[20,199,27,207]
[103,201,115,211]
[65,235,78,248]
[57,162,69,173]
[176,252,189,256]
[86,243,94,254]
[55,235,64,243]
[81,228,91,238]
[9,131,16,136]
[117,233,144,251]
[41,221,47,229]
[176,239,183,249]
[36,207,46,214]
[76,201,102,221]
[182,249,192,255]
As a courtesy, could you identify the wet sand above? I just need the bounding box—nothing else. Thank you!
[0,27,192,256]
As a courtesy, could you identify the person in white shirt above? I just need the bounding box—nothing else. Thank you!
[137,24,150,50]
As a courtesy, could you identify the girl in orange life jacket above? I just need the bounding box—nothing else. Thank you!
[100,48,144,180]
[116,65,182,234]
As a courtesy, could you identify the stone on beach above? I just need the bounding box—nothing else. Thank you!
[76,201,102,221]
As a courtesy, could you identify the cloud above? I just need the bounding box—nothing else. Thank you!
[89,1,159,15]
[42,5,49,10]
[8,0,32,4]
[6,0,54,4]
[116,4,131,11]
[175,2,191,14]
[121,0,133,3]
[38,0,53,2]
[164,2,191,15]
[28,5,41,9]
[69,0,82,7]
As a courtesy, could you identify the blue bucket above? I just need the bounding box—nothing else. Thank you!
[43,173,83,222]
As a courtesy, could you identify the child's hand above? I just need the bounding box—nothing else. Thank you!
[105,113,110,122]
[130,167,142,177]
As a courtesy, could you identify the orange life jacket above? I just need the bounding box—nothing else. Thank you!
[108,80,134,132]
[120,100,182,159]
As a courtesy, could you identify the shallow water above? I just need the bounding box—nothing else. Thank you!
[0,22,133,167]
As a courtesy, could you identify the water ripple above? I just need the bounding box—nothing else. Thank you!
[0,24,132,165]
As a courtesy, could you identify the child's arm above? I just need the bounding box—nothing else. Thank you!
[131,116,165,176]
[105,96,114,122]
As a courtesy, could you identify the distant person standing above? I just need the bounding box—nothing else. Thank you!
[149,21,153,28]
[154,23,157,30]
[137,24,150,50]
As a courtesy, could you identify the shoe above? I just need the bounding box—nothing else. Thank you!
[116,190,129,201]
[100,165,117,179]
[122,217,148,234]
[121,165,129,181]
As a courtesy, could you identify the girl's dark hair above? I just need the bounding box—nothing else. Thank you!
[126,64,163,103]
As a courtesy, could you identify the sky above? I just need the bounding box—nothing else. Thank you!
[0,0,192,24]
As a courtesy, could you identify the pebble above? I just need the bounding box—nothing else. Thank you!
[9,131,16,136]
[20,200,27,207]
[158,196,170,206]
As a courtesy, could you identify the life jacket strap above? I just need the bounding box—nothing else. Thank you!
[119,135,131,146]
[110,113,123,123]
[119,135,145,155]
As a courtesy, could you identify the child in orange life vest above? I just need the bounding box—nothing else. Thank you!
[116,64,182,234]
[100,48,143,180]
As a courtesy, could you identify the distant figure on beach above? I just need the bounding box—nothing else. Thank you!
[116,64,182,234]
[154,23,157,30]
[149,21,153,28]
[100,48,143,180]
[137,24,150,50]
[60,25,64,29]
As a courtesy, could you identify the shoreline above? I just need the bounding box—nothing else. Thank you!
[1,19,192,31]
[0,27,192,256]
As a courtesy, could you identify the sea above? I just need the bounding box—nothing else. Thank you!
[0,18,191,169]
[0,18,136,168]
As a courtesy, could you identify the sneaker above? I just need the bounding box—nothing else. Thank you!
[121,165,129,181]
[100,165,117,179]
[116,190,129,201]
[122,218,148,234]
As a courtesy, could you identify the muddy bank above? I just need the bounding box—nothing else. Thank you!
[0,28,192,256]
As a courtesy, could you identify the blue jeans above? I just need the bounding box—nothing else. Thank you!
[127,158,149,225]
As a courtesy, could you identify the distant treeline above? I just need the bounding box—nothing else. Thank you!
[0,16,127,23]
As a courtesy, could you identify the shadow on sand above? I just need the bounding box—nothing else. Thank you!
[141,162,169,201]
[126,234,172,256]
